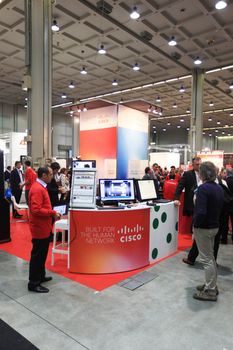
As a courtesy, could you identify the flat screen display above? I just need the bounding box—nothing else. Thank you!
[72,160,96,170]
[136,179,157,202]
[99,179,135,202]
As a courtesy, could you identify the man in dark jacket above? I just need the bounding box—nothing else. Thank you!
[10,161,24,218]
[174,157,201,265]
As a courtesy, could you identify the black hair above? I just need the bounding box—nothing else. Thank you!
[15,161,21,167]
[25,160,31,166]
[37,166,50,178]
[145,166,151,174]
[50,162,60,171]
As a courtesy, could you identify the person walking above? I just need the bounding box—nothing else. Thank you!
[28,166,61,293]
[192,162,224,301]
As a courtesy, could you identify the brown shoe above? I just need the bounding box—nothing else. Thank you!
[182,257,195,266]
[193,290,217,301]
[196,284,219,295]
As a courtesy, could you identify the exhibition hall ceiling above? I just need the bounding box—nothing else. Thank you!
[0,0,233,133]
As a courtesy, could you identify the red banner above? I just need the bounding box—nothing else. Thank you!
[69,209,150,274]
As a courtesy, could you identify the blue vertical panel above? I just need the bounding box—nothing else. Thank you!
[117,127,148,179]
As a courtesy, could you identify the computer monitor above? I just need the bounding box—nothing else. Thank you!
[72,159,96,170]
[99,179,135,203]
[135,179,157,202]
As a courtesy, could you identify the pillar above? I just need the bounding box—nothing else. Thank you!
[190,68,205,156]
[72,115,80,157]
[25,0,52,164]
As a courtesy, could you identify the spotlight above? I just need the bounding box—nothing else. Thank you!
[194,57,202,65]
[133,63,140,71]
[77,106,82,113]
[112,79,118,86]
[215,1,227,10]
[168,36,177,46]
[156,96,161,103]
[130,7,140,19]
[68,81,75,89]
[148,105,152,112]
[61,92,67,99]
[83,104,87,112]
[98,44,106,54]
[179,85,185,93]
[51,19,59,32]
[80,67,87,75]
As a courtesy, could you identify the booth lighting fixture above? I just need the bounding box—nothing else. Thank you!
[112,79,118,86]
[83,104,87,112]
[61,93,67,99]
[148,105,152,112]
[208,117,212,121]
[229,82,233,89]
[51,19,59,32]
[215,1,227,10]
[168,36,177,46]
[156,96,161,103]
[130,6,140,19]
[153,108,158,114]
[217,121,221,124]
[77,106,82,113]
[133,63,140,71]
[68,81,75,89]
[98,44,106,54]
[159,111,163,116]
[180,118,184,122]
[173,102,177,108]
[80,67,87,75]
[209,101,214,107]
[177,125,181,128]
[194,57,202,65]
[179,85,185,93]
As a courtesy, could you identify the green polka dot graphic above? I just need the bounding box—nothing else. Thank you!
[166,233,172,243]
[152,248,158,259]
[153,218,159,229]
[154,205,160,212]
[161,212,167,223]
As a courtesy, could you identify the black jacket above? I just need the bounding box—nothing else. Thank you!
[174,169,197,216]
[10,168,23,193]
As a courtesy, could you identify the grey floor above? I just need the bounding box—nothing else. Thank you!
[0,241,233,350]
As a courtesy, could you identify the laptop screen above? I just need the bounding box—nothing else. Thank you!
[53,205,68,216]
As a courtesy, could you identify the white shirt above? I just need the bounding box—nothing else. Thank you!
[195,171,202,187]
[36,178,47,188]
[17,168,23,184]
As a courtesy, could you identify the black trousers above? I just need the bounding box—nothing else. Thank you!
[29,237,50,287]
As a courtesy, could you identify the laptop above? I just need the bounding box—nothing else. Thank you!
[53,204,68,216]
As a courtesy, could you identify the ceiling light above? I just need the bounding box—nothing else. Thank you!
[194,57,202,65]
[112,79,118,86]
[168,36,177,46]
[51,19,59,32]
[133,63,140,71]
[61,93,67,99]
[153,108,158,114]
[148,105,152,112]
[173,102,177,108]
[229,82,233,89]
[130,6,140,19]
[179,86,185,93]
[208,117,212,121]
[209,101,214,107]
[202,132,205,134]
[209,134,212,137]
[24,104,27,108]
[70,110,74,115]
[80,67,87,75]
[180,118,184,122]
[163,128,166,132]
[98,44,106,54]
[167,122,171,126]
[225,124,229,127]
[156,96,161,103]
[25,97,28,101]
[83,104,87,112]
[68,81,75,89]
[215,130,219,133]
[228,133,231,136]
[187,127,190,131]
[177,125,181,128]
[230,112,233,116]
[153,130,156,133]
[222,131,225,134]
[217,121,221,124]
[186,108,190,113]
[215,1,227,10]
[153,126,156,129]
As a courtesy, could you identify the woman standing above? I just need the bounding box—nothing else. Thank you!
[192,161,224,302]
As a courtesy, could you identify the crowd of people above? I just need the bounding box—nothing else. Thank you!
[4,158,233,300]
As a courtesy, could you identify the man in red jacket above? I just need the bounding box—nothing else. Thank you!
[28,166,61,293]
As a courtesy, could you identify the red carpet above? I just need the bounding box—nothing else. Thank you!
[0,212,192,291]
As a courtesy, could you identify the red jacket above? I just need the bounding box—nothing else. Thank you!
[25,167,37,191]
[29,181,56,239]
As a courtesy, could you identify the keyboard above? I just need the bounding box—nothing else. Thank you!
[97,206,124,210]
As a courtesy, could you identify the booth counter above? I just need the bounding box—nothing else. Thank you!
[69,202,178,274]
